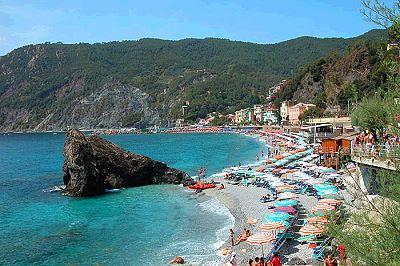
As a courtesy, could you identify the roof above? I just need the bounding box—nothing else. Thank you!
[333,133,358,141]
[289,103,316,109]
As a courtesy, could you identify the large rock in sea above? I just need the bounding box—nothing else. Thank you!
[62,129,191,196]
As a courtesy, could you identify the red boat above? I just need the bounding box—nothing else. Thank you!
[188,183,216,190]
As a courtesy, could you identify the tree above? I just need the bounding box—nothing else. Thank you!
[298,106,324,122]
[327,2,400,265]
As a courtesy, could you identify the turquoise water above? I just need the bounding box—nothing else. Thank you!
[0,133,263,265]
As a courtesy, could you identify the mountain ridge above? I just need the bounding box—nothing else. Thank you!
[0,29,387,132]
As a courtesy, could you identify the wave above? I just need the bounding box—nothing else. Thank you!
[199,197,235,251]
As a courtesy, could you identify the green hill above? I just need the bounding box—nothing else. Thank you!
[0,29,386,131]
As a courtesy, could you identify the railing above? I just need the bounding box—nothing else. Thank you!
[351,144,400,170]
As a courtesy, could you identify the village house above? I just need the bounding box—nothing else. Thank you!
[234,109,247,124]
[280,101,291,123]
[288,103,316,124]
[263,107,278,125]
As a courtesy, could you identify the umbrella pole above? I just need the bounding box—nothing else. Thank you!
[262,245,264,258]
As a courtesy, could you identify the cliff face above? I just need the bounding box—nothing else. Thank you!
[63,130,190,197]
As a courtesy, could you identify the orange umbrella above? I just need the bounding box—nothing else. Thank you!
[319,198,341,206]
[246,233,276,245]
[312,203,335,213]
[272,168,283,174]
[306,217,329,224]
[259,222,286,232]
[256,166,266,172]
[246,233,276,257]
[299,224,325,235]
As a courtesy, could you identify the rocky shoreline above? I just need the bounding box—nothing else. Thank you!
[62,129,192,196]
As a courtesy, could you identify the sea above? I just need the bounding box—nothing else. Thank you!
[0,132,264,265]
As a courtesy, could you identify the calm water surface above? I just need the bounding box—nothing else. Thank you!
[0,133,263,265]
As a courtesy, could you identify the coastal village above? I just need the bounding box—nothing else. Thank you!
[1,1,399,266]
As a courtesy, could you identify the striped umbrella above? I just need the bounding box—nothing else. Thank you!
[277,192,298,200]
[312,203,335,213]
[319,198,341,206]
[299,224,325,235]
[259,222,286,232]
[306,216,329,224]
[246,233,276,257]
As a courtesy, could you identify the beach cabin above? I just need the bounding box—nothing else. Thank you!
[321,138,337,154]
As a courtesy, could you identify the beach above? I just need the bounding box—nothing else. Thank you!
[204,179,319,265]
[188,130,347,265]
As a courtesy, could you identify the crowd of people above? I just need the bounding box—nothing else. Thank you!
[353,129,400,160]
[228,252,281,266]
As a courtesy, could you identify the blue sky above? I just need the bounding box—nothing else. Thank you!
[0,0,394,55]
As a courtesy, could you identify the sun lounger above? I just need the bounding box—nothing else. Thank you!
[277,232,295,240]
[297,235,316,243]
[312,245,327,261]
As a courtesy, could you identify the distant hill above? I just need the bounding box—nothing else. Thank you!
[0,29,386,131]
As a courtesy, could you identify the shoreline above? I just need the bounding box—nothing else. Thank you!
[197,131,323,265]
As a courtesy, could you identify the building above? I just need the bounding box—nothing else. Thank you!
[234,109,247,124]
[288,103,316,125]
[280,101,291,122]
[263,107,278,125]
[253,104,267,123]
[245,109,256,124]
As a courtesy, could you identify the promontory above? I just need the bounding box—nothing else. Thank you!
[62,129,190,197]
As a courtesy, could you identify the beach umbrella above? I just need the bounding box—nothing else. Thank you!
[312,203,335,213]
[273,199,298,207]
[256,165,266,172]
[277,192,297,200]
[273,206,297,215]
[318,198,341,206]
[259,222,286,232]
[246,233,276,257]
[299,224,325,235]
[266,211,293,220]
[306,217,329,224]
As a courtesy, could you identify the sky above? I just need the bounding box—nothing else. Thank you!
[0,0,395,55]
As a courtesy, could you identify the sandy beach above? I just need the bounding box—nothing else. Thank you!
[204,179,321,265]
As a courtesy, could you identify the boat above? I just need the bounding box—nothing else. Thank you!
[188,183,216,190]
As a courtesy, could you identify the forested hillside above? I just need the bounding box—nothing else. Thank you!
[0,29,386,131]
[273,39,389,113]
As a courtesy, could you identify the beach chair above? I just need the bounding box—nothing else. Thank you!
[277,232,295,240]
[299,186,308,194]
[312,246,326,261]
[297,235,315,243]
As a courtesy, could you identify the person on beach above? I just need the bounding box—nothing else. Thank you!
[229,229,234,246]
[269,252,281,266]
[248,259,253,266]
[256,155,259,161]
[253,257,260,266]
[229,252,237,266]
[219,183,225,190]
[259,257,265,266]
[324,253,337,266]
[235,228,250,244]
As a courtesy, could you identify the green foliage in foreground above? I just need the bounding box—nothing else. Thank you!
[328,169,400,266]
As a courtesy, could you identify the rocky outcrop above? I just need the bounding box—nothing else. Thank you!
[62,129,190,197]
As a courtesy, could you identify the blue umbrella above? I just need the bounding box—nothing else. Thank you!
[265,212,293,220]
[273,199,299,207]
